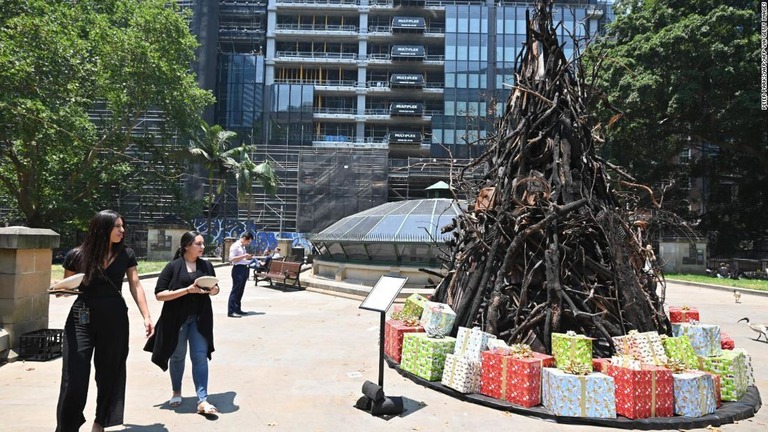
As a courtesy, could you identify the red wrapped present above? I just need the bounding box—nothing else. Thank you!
[720,330,735,350]
[603,363,674,418]
[480,349,554,407]
[668,305,700,324]
[592,358,612,372]
[384,318,424,363]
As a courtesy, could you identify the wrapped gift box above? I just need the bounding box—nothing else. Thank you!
[441,353,481,393]
[389,304,403,316]
[541,368,616,418]
[732,348,755,386]
[592,358,611,373]
[613,331,668,366]
[720,330,735,350]
[400,332,456,381]
[611,355,641,370]
[603,363,674,418]
[384,318,424,363]
[698,350,748,401]
[701,371,722,408]
[673,323,721,357]
[454,326,496,362]
[480,349,554,407]
[661,335,699,369]
[402,293,429,319]
[551,332,593,371]
[420,301,457,336]
[668,306,700,324]
[672,371,717,417]
[487,339,510,354]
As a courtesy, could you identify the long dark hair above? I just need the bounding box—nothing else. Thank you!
[72,210,125,284]
[174,231,202,260]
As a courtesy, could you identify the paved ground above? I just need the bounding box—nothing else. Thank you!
[2,272,767,431]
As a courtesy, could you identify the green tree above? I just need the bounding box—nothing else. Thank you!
[187,123,239,239]
[233,146,278,223]
[187,124,279,240]
[0,0,214,229]
[586,0,766,255]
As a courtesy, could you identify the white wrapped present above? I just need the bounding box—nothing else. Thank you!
[454,326,496,362]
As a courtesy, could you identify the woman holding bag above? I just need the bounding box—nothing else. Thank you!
[144,231,220,415]
[55,210,153,432]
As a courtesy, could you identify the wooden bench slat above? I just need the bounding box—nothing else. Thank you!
[253,259,302,289]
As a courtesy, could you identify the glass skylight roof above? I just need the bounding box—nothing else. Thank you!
[312,198,461,243]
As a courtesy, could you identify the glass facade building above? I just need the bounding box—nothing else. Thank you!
[180,1,609,234]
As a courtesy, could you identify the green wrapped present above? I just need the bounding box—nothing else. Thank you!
[402,293,429,319]
[552,331,593,371]
[662,335,699,370]
[400,332,456,381]
[698,350,749,401]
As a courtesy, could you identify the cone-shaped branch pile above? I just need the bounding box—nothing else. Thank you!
[432,1,671,357]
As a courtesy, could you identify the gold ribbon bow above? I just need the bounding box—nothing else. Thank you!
[562,358,591,375]
[666,358,687,373]
[509,343,533,359]
[402,317,420,327]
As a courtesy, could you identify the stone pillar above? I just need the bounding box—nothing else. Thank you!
[0,226,60,360]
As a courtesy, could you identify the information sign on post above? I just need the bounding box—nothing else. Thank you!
[359,275,408,313]
[359,275,408,388]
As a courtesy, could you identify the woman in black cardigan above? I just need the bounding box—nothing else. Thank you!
[144,231,219,414]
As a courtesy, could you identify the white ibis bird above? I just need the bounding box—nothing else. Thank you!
[738,317,768,342]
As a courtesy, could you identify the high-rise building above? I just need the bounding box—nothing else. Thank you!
[182,0,610,234]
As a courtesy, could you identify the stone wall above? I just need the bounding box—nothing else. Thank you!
[0,227,59,360]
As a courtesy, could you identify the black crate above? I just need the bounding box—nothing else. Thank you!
[19,329,64,361]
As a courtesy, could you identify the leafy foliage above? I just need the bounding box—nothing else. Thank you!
[586,0,766,255]
[187,123,278,237]
[0,0,214,229]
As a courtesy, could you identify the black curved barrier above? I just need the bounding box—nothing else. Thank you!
[386,356,762,430]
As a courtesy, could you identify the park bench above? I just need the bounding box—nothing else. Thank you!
[254,259,302,289]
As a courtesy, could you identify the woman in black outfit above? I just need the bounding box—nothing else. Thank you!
[144,231,220,415]
[55,210,153,432]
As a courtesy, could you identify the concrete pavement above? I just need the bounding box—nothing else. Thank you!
[1,271,767,431]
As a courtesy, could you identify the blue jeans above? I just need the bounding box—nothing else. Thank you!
[169,315,209,404]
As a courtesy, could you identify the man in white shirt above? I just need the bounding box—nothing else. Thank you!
[228,232,253,317]
[272,248,283,260]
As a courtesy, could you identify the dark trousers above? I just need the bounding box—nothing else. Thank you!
[229,265,249,314]
[56,297,129,432]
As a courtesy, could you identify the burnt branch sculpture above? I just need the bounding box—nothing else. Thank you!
[431,1,671,357]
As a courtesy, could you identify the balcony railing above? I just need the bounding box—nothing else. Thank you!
[274,79,358,88]
[275,24,358,33]
[314,107,357,115]
[274,51,358,62]
[276,0,360,6]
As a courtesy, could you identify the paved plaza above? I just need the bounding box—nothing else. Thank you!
[1,272,767,431]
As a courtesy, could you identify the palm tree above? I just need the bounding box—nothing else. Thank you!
[188,123,280,242]
[187,123,240,241]
[233,146,278,224]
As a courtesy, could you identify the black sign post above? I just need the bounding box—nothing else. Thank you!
[359,275,408,387]
[356,275,408,416]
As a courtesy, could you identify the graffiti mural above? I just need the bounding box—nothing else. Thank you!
[191,218,312,254]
